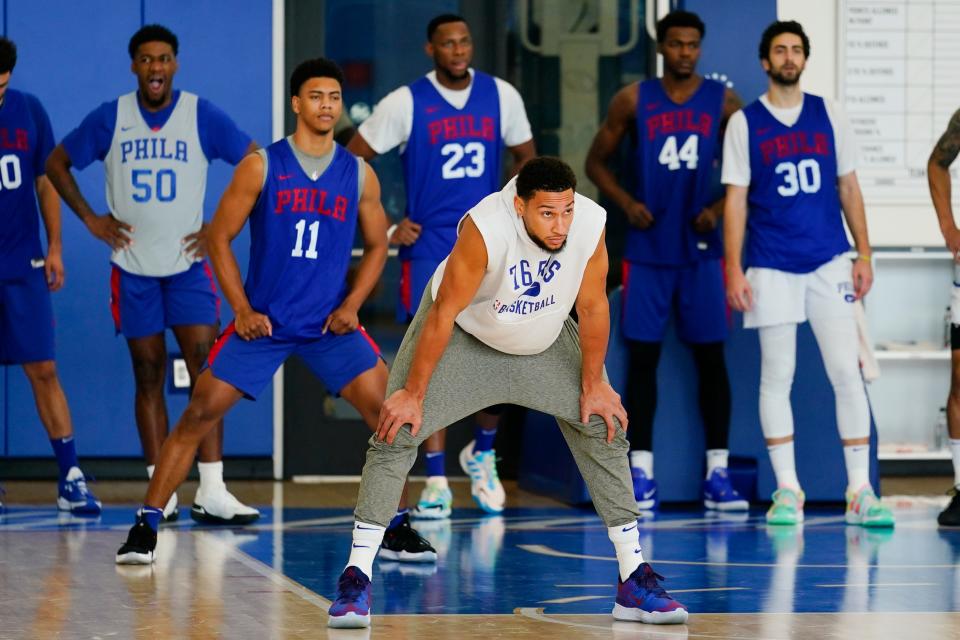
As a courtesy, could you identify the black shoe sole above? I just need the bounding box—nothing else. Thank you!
[162,507,180,523]
[190,505,260,525]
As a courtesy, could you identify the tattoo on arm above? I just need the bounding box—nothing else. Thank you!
[932,108,960,169]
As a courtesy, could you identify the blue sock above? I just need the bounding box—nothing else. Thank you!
[473,427,497,453]
[425,451,445,477]
[50,436,79,480]
[139,506,163,532]
[387,508,409,531]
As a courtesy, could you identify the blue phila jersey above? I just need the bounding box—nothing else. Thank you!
[400,71,503,261]
[626,78,725,266]
[743,94,849,273]
[245,140,359,339]
[0,89,55,279]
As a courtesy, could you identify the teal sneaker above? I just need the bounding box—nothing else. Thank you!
[766,487,804,525]
[845,485,895,528]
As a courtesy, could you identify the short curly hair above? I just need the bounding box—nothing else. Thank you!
[516,157,577,200]
[128,24,179,59]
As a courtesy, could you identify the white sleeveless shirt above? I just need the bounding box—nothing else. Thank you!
[431,177,606,355]
[104,91,208,276]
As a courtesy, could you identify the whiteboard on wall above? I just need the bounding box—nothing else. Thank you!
[837,0,960,246]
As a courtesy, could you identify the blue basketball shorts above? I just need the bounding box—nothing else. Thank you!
[110,261,220,339]
[206,322,382,399]
[397,258,441,323]
[0,266,55,364]
[621,259,729,344]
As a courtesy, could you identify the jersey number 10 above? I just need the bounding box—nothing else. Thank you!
[658,135,698,171]
[0,154,23,190]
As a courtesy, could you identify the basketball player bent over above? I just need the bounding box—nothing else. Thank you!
[348,13,535,518]
[328,158,688,628]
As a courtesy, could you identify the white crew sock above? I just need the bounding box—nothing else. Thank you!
[705,449,729,477]
[842,444,870,493]
[629,450,653,478]
[198,460,225,493]
[608,522,644,581]
[347,521,386,578]
[146,464,155,479]
[767,441,800,491]
[950,439,960,486]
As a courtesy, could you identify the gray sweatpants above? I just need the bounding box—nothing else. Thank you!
[354,285,640,528]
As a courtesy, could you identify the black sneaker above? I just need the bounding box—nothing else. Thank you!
[938,485,960,527]
[379,513,437,563]
[116,513,158,565]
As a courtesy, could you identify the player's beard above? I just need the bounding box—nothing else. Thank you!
[768,65,802,86]
[437,64,469,84]
[522,216,566,254]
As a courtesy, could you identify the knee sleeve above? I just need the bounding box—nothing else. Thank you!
[690,342,731,449]
[758,324,797,440]
[810,315,870,441]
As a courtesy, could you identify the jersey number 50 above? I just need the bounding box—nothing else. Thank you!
[132,168,177,202]
[441,142,485,179]
[0,154,22,190]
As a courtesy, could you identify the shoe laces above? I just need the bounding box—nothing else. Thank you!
[635,565,669,598]
[337,570,367,600]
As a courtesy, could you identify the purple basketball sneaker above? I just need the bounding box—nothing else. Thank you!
[328,566,372,628]
[612,563,688,624]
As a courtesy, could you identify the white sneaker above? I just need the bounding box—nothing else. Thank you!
[412,476,453,520]
[459,441,505,514]
[162,492,179,522]
[191,485,260,525]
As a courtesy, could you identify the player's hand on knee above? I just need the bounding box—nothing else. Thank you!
[182,224,209,259]
[623,200,654,230]
[725,267,753,312]
[377,389,422,444]
[86,213,133,250]
[389,218,422,246]
[235,308,273,340]
[579,381,628,444]
[322,306,359,335]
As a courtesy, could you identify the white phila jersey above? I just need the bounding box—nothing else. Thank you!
[432,177,606,355]
[104,91,208,276]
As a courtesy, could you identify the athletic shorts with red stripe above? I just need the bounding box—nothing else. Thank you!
[397,258,441,323]
[0,266,55,364]
[110,261,220,339]
[206,323,381,399]
[621,259,729,344]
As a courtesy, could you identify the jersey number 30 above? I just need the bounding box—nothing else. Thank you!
[441,142,485,179]
[658,135,698,170]
[774,159,821,196]
[0,154,23,190]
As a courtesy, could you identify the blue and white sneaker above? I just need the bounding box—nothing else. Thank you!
[412,476,453,520]
[631,468,659,511]
[612,563,688,624]
[328,566,372,628]
[703,468,749,511]
[459,441,505,514]
[57,467,102,516]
